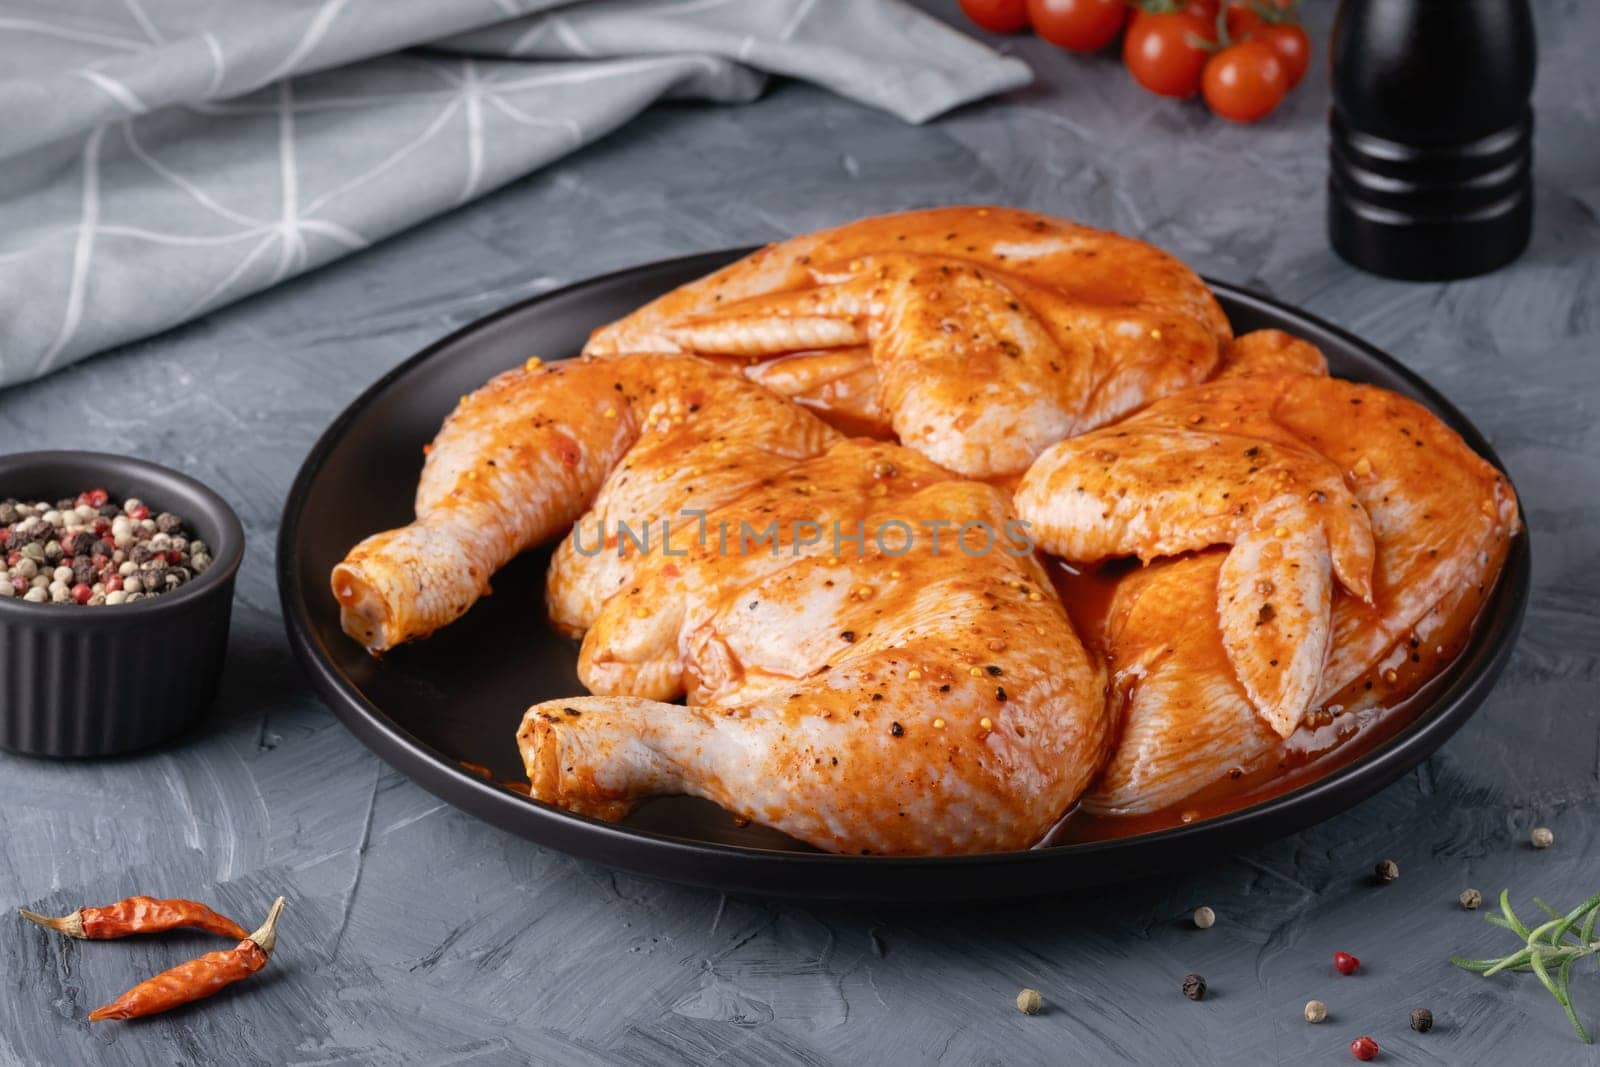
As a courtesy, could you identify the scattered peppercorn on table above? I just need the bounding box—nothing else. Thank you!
[2,1,1597,1062]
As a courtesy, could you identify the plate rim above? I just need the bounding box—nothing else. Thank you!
[277,249,1531,898]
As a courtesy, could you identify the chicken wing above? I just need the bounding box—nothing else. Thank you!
[1046,372,1518,812]
[586,206,1232,478]
[520,439,1111,855]
[1016,370,1375,737]
[1081,552,1283,817]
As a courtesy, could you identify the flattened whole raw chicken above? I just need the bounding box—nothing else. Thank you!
[329,207,1521,853]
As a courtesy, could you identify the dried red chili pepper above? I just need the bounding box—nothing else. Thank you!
[87,897,284,1023]
[18,896,248,941]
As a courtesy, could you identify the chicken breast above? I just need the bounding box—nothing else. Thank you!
[521,439,1111,855]
[586,206,1232,478]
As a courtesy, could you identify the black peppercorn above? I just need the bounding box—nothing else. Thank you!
[1409,1007,1433,1033]
[68,531,96,556]
[1182,974,1206,1001]
[90,540,112,558]
[71,558,97,586]
[156,512,183,534]
[97,504,120,518]
[130,544,153,564]
[1374,858,1399,883]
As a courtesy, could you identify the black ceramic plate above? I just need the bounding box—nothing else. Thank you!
[279,251,1529,901]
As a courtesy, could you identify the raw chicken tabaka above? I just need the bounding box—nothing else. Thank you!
[331,207,1520,855]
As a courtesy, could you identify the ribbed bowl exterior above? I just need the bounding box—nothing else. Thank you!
[0,579,234,756]
[0,451,244,758]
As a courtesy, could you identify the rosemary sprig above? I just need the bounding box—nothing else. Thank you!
[1451,889,1600,1043]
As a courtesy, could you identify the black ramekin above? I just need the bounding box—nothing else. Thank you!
[0,451,244,757]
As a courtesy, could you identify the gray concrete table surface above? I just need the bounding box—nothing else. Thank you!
[1,2,1596,1064]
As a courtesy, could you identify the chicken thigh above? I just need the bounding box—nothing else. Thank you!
[522,438,1110,854]
[586,206,1233,478]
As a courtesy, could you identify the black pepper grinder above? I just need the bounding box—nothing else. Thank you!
[1328,0,1537,280]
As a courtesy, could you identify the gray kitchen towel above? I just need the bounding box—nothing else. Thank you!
[0,0,1030,389]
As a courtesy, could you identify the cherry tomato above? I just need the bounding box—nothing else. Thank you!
[1123,11,1215,97]
[1028,0,1129,53]
[1249,23,1310,88]
[960,0,1031,33]
[1202,39,1288,123]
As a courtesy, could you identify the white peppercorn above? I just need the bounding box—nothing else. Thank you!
[23,586,47,603]
[1532,827,1554,849]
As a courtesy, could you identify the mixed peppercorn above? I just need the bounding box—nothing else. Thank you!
[0,489,212,605]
